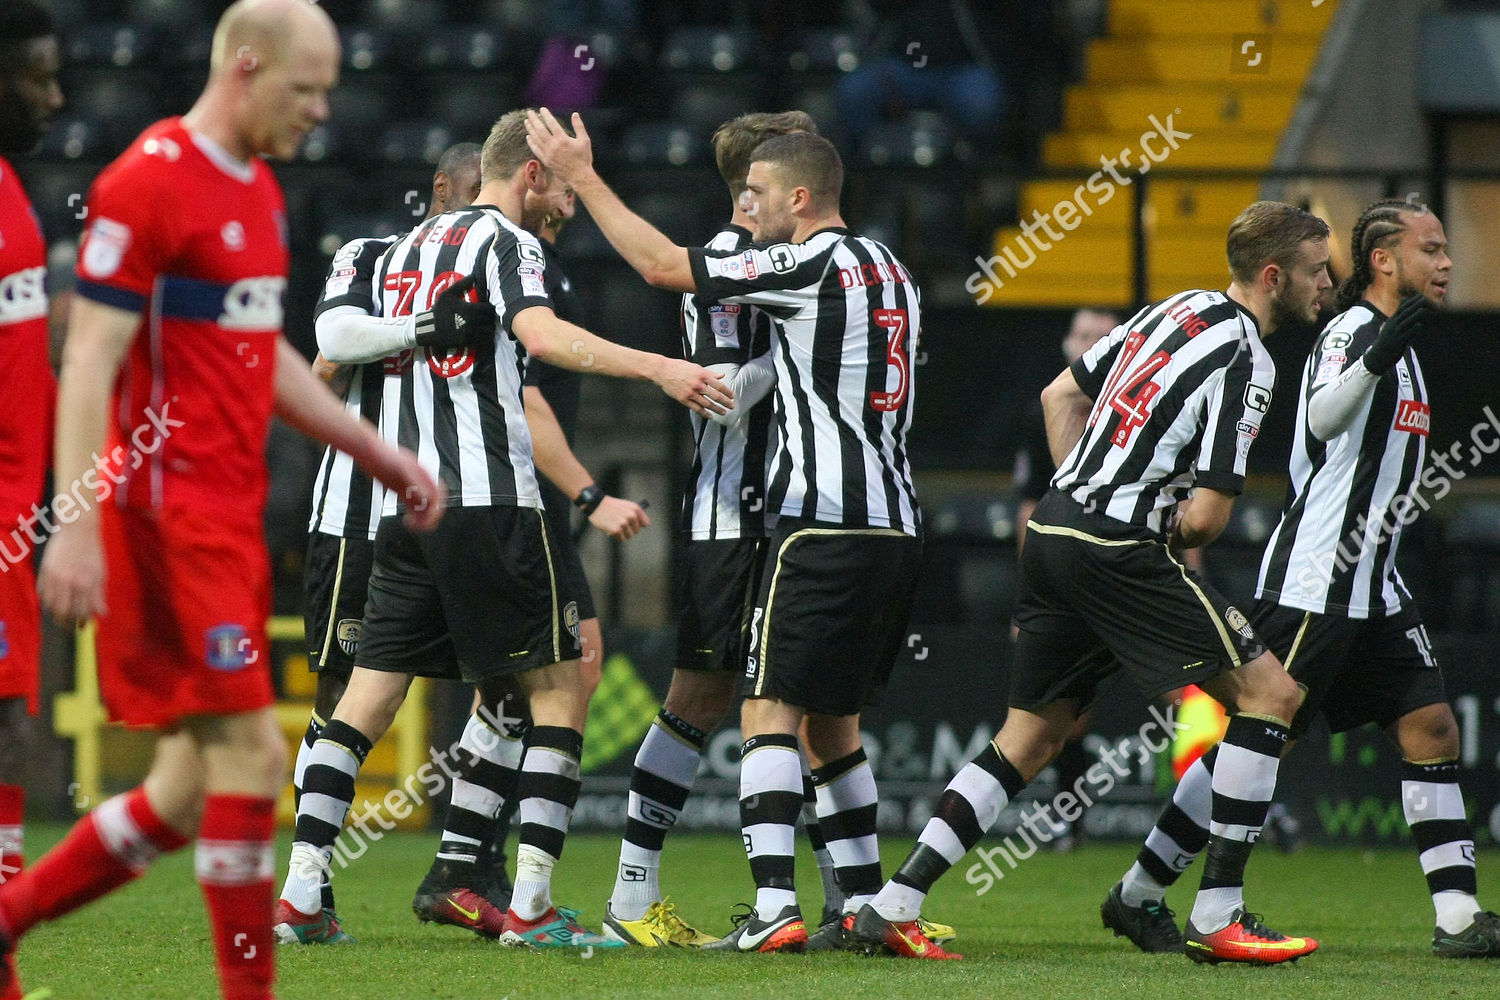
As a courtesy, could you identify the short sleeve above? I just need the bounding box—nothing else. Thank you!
[1195,346,1274,494]
[490,233,554,334]
[74,166,174,313]
[1069,325,1128,399]
[314,237,391,317]
[688,240,834,315]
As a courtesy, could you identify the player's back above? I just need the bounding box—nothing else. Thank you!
[0,154,55,519]
[370,206,551,513]
[766,231,921,535]
[76,118,288,523]
[1052,289,1274,538]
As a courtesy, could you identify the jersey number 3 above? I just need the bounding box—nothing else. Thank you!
[869,308,912,412]
[1097,331,1170,447]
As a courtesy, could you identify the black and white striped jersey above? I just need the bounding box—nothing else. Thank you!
[370,206,552,514]
[1054,290,1275,537]
[689,228,921,536]
[307,236,394,540]
[680,225,773,540]
[1257,302,1428,617]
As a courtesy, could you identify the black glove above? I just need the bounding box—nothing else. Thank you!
[1362,293,1428,374]
[414,275,495,350]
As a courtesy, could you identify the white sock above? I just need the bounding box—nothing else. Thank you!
[510,845,558,921]
[1435,890,1483,935]
[1120,861,1169,908]
[280,842,329,915]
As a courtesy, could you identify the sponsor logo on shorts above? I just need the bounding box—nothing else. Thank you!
[335,619,362,656]
[563,600,580,640]
[1224,606,1255,640]
[205,623,252,671]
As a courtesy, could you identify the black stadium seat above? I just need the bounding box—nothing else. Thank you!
[35,116,110,161]
[415,27,510,73]
[65,22,159,68]
[658,26,760,75]
[1445,498,1500,630]
[376,121,458,165]
[617,122,708,167]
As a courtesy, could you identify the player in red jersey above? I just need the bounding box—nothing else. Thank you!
[0,3,441,1000]
[0,4,62,996]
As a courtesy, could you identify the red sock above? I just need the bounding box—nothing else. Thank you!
[197,795,276,1000]
[0,785,23,883]
[0,786,187,940]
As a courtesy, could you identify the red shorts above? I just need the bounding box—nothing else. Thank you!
[97,504,274,728]
[0,555,41,715]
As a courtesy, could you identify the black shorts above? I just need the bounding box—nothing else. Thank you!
[539,482,595,623]
[742,520,922,715]
[303,531,374,679]
[675,538,764,673]
[1251,599,1447,737]
[1009,492,1267,711]
[358,505,580,682]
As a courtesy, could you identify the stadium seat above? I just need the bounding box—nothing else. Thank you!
[1444,498,1500,630]
[415,26,509,72]
[316,209,410,260]
[329,77,396,132]
[658,26,760,74]
[22,165,99,243]
[169,23,216,66]
[65,22,159,68]
[341,24,398,72]
[63,70,167,145]
[786,28,862,74]
[35,115,109,161]
[618,122,708,167]
[669,87,755,139]
[857,115,958,168]
[423,74,520,138]
[376,121,458,165]
[366,0,441,34]
[125,0,200,31]
[296,123,343,164]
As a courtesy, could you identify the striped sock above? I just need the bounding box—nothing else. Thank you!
[811,748,881,912]
[435,712,525,877]
[610,709,705,920]
[874,741,1026,921]
[509,726,583,921]
[283,720,371,915]
[801,764,843,918]
[198,795,276,1000]
[0,786,187,938]
[1120,747,1215,906]
[290,714,332,910]
[739,734,803,920]
[1191,716,1286,933]
[1403,759,1482,933]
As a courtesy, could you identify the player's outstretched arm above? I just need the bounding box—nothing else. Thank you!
[272,338,445,530]
[525,108,694,292]
[1040,367,1094,468]
[36,297,140,623]
[523,386,649,540]
[511,306,732,417]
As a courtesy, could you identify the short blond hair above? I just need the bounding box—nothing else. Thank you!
[711,111,818,198]
[1226,201,1330,284]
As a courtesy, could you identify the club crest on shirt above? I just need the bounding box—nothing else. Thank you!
[336,618,362,656]
[205,623,252,671]
[563,600,580,640]
[221,220,246,252]
[81,217,132,279]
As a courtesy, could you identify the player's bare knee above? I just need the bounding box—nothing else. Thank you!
[663,671,733,732]
[1397,704,1460,760]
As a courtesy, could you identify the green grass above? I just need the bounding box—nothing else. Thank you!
[11,825,1499,999]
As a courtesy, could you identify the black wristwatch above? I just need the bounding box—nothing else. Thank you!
[573,484,605,516]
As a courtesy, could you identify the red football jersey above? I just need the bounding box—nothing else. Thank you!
[75,118,288,526]
[0,154,55,521]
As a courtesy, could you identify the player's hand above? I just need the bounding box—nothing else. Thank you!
[524,108,594,183]
[655,358,733,416]
[364,445,446,531]
[1363,292,1429,373]
[415,275,494,351]
[38,524,107,624]
[588,496,650,540]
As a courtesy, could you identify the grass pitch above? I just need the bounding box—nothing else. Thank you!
[11,825,1498,999]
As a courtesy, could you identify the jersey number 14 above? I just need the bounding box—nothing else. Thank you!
[1096,331,1170,447]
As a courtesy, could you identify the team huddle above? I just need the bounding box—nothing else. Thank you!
[0,0,1494,997]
